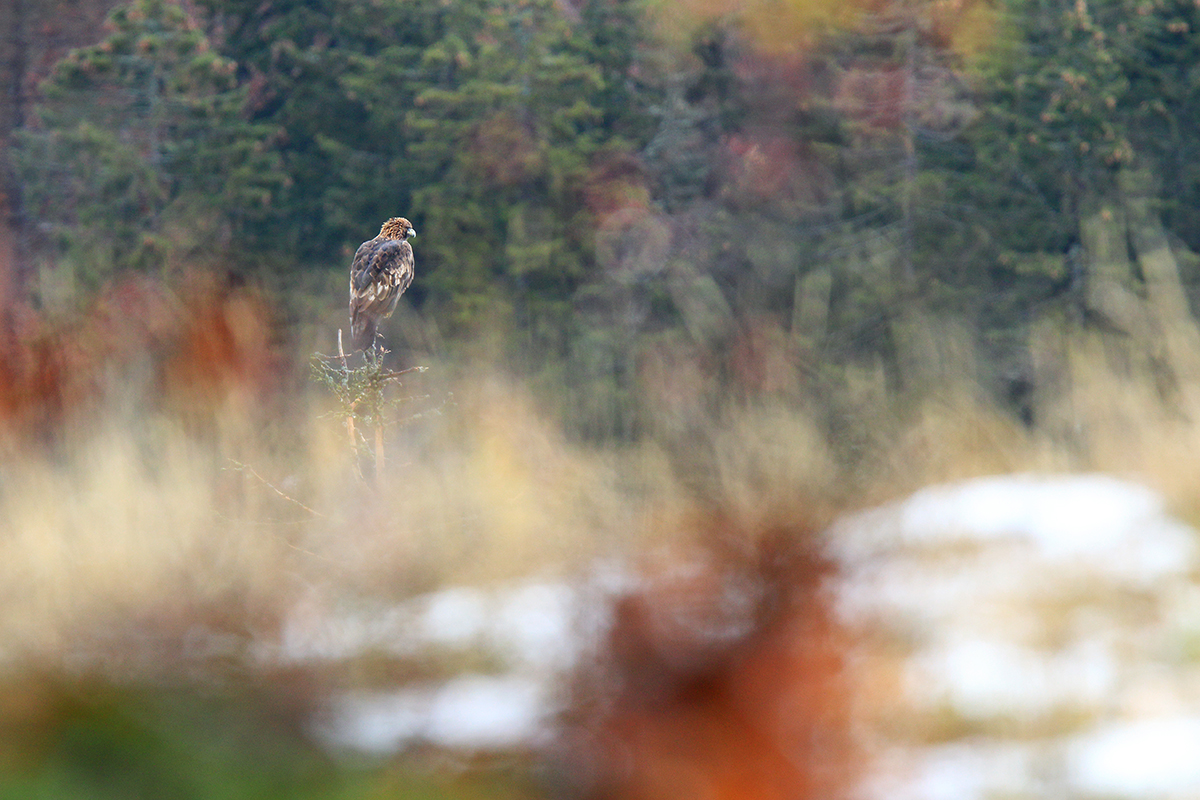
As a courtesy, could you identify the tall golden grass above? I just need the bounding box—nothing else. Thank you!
[2,272,1199,655]
[2,270,1200,796]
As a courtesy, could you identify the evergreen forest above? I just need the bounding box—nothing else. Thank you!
[3,0,1199,447]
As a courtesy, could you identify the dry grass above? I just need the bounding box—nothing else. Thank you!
[0,427,291,662]
[4,275,1200,800]
[2,286,1200,671]
[0,384,642,669]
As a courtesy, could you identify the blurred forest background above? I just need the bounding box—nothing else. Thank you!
[5,0,1200,449]
[4,0,1200,796]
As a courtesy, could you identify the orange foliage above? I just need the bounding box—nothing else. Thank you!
[161,274,277,427]
[561,513,860,800]
[584,152,652,217]
[0,272,277,447]
[467,112,545,188]
[660,0,865,54]
[727,316,806,398]
[721,131,831,208]
[658,0,996,61]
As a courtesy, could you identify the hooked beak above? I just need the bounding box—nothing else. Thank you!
[407,227,417,238]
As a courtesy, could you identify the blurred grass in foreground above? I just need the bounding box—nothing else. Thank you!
[1,271,1200,795]
[0,675,537,800]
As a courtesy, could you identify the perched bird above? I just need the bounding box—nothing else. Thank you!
[349,217,417,352]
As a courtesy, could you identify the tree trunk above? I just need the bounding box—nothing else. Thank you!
[1080,196,1148,338]
[1120,165,1200,409]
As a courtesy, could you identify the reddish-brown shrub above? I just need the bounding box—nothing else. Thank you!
[0,272,278,448]
[559,513,859,800]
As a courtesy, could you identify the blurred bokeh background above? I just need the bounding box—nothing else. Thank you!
[3,0,1200,797]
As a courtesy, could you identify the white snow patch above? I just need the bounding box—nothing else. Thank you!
[835,473,1200,800]
[416,587,490,646]
[860,742,1042,800]
[424,675,550,749]
[488,583,580,670]
[904,636,1117,718]
[831,474,1194,585]
[317,675,550,754]
[1066,717,1200,798]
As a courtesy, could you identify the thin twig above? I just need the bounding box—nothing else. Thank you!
[210,511,344,564]
[337,330,358,451]
[377,366,428,380]
[375,422,384,484]
[226,460,327,518]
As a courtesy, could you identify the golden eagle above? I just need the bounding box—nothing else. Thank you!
[349,217,416,352]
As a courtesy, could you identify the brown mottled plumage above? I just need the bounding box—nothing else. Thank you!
[349,217,416,352]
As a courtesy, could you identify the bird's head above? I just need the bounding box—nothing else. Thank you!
[380,217,417,240]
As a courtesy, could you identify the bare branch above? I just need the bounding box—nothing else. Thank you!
[226,460,327,518]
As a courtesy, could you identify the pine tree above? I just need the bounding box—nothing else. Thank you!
[398,0,607,337]
[14,0,281,287]
[193,0,451,260]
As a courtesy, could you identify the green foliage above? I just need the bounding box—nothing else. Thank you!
[0,677,530,799]
[16,0,1200,430]
[965,0,1200,242]
[13,0,282,288]
[192,0,644,343]
[193,0,433,258]
[576,0,662,145]
[401,0,606,333]
[310,350,427,436]
[965,0,1126,260]
[910,0,1200,336]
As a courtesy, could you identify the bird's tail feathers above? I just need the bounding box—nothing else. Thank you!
[350,314,379,353]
